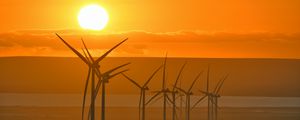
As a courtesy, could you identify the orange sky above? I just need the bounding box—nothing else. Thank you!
[0,0,300,58]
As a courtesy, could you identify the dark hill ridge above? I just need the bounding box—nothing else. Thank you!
[0,57,299,97]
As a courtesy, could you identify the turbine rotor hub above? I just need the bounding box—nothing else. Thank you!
[92,63,100,68]
[143,87,149,90]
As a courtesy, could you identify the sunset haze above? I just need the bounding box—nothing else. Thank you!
[0,0,299,58]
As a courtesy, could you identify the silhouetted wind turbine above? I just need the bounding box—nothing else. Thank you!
[207,66,212,120]
[210,74,228,120]
[146,54,171,120]
[121,65,162,120]
[192,66,228,120]
[56,34,129,120]
[81,40,128,120]
[81,38,130,120]
[175,71,203,120]
[56,34,98,120]
[170,62,187,120]
[193,66,213,120]
[85,62,130,120]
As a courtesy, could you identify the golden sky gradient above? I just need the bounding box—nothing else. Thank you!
[0,0,299,58]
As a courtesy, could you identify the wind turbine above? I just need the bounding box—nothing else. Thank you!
[207,66,212,120]
[82,40,130,120]
[121,65,162,120]
[81,38,130,120]
[174,71,203,120]
[192,66,228,120]
[84,61,130,120]
[210,74,228,120]
[191,66,213,120]
[56,34,129,120]
[169,62,187,120]
[145,54,171,120]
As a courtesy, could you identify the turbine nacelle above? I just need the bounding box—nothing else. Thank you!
[171,90,179,94]
[211,93,221,98]
[163,88,171,93]
[143,86,150,90]
[102,75,110,83]
[92,63,100,68]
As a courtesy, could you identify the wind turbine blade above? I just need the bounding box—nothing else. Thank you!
[206,65,210,93]
[175,94,182,100]
[81,38,95,62]
[166,94,174,105]
[173,62,187,91]
[81,67,91,120]
[138,91,142,120]
[174,86,188,94]
[121,73,142,88]
[94,67,102,79]
[95,63,130,91]
[81,49,91,64]
[151,91,162,93]
[191,95,207,110]
[93,69,103,98]
[103,62,131,75]
[94,72,103,98]
[146,91,162,105]
[188,71,203,92]
[94,81,102,99]
[166,98,172,106]
[149,94,164,106]
[87,106,91,120]
[162,53,168,89]
[216,74,229,94]
[143,65,163,87]
[55,33,89,65]
[95,38,128,64]
[108,69,129,80]
[213,76,224,93]
[199,90,210,95]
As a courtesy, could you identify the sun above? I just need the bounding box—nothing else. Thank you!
[78,4,109,30]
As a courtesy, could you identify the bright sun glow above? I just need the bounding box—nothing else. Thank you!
[78,4,109,30]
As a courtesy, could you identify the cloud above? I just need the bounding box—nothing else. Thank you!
[0,30,299,58]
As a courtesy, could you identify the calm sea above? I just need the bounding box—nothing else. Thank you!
[0,93,300,120]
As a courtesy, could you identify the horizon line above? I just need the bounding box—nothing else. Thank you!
[0,56,300,60]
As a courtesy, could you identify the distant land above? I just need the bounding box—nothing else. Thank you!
[0,57,299,97]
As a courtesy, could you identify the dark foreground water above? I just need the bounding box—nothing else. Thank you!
[0,107,299,120]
